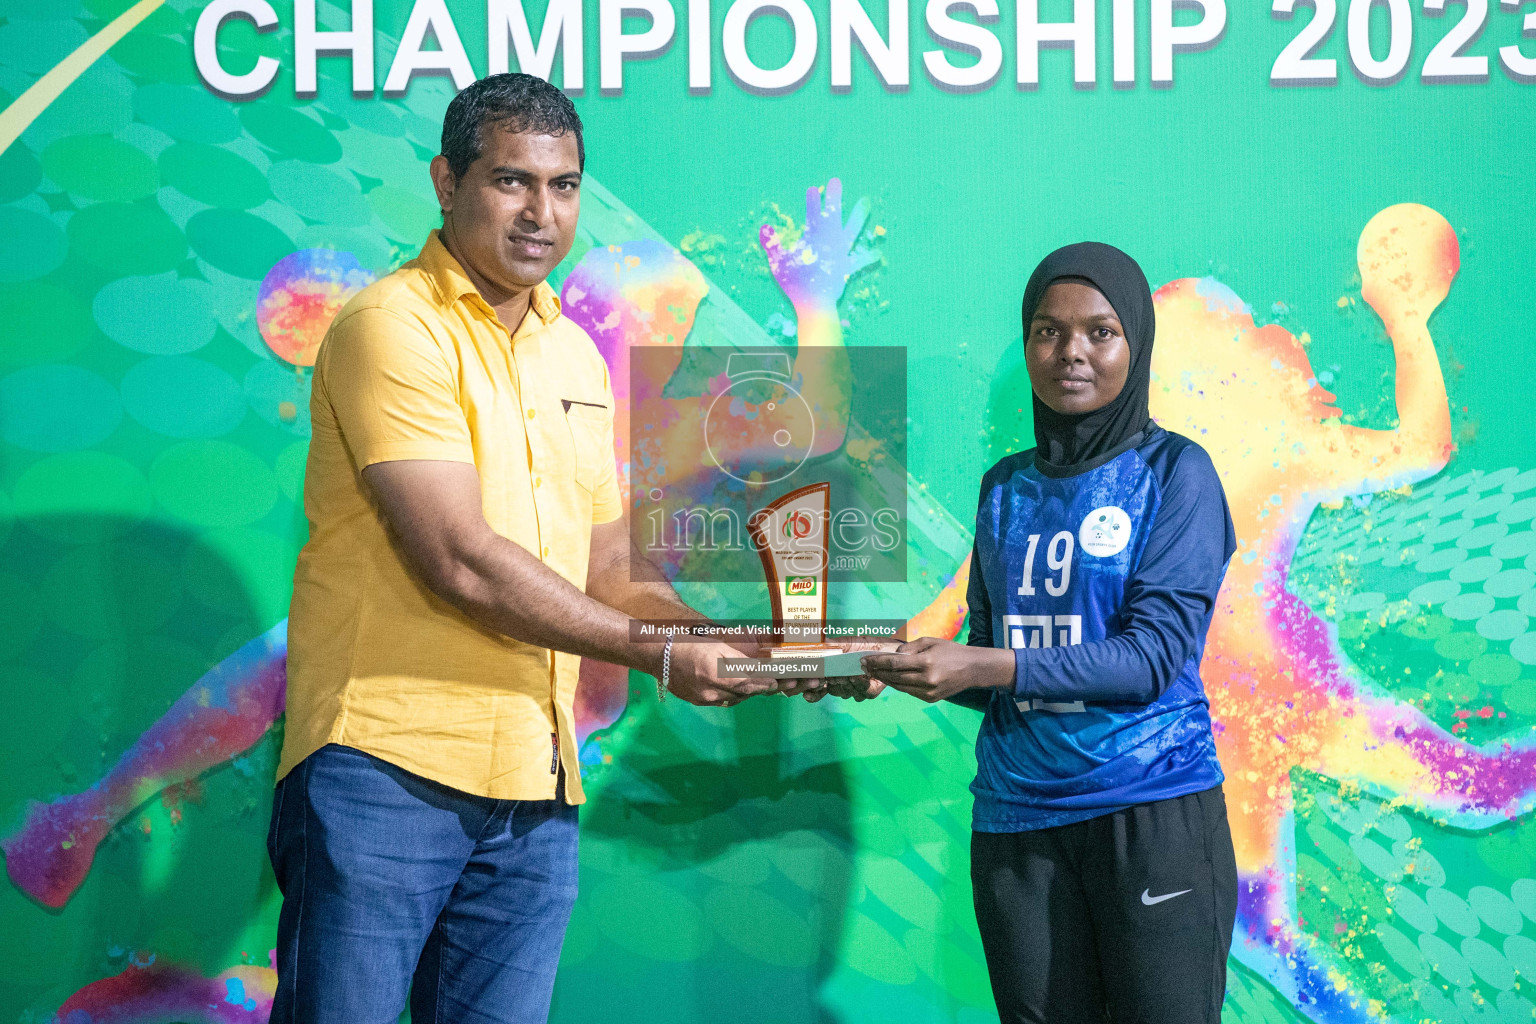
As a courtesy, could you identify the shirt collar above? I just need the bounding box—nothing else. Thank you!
[419,229,563,327]
[528,279,561,324]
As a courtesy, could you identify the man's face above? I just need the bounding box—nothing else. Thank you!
[431,128,582,300]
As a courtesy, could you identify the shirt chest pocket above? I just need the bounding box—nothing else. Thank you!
[563,400,612,493]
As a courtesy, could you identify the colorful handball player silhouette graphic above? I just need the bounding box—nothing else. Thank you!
[1,179,877,911]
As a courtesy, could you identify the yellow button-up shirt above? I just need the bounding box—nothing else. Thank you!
[277,230,621,803]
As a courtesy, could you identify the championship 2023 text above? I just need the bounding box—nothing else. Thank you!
[191,0,1536,99]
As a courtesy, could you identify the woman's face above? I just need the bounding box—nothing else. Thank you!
[1025,280,1131,415]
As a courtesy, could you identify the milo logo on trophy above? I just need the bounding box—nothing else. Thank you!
[748,482,835,655]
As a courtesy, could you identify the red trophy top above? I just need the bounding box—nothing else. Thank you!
[748,482,833,651]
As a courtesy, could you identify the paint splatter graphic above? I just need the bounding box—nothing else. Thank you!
[564,180,874,740]
[1156,205,1507,1019]
[3,625,287,909]
[52,962,274,1023]
[256,249,375,368]
[910,204,1536,1021]
[0,178,880,905]
[2,18,1529,1013]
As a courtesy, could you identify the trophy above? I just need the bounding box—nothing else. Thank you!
[747,481,869,678]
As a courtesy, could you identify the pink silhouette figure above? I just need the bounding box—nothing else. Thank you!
[51,959,275,1023]
[3,180,881,909]
[3,626,286,909]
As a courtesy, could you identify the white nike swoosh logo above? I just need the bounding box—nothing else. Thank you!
[1141,888,1192,906]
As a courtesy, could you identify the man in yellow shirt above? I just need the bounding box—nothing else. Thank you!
[267,74,777,1023]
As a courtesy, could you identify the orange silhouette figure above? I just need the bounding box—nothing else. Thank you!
[911,207,1536,922]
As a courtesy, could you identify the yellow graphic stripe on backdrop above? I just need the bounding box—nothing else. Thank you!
[0,0,166,154]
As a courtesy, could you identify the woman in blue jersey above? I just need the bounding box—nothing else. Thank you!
[863,242,1239,1024]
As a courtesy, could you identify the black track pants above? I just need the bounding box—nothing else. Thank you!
[971,785,1239,1024]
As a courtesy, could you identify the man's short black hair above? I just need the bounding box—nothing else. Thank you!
[440,73,584,179]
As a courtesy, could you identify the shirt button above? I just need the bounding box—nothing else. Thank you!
[527,408,536,419]
[542,545,551,557]
[534,476,542,488]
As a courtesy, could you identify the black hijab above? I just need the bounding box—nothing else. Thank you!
[1021,242,1155,476]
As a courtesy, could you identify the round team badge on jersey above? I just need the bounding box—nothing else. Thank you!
[1080,506,1132,557]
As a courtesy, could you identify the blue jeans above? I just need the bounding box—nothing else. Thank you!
[267,744,579,1024]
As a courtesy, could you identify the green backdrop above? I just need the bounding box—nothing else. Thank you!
[2,0,1536,1021]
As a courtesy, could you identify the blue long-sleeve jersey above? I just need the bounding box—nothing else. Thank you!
[959,425,1236,832]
